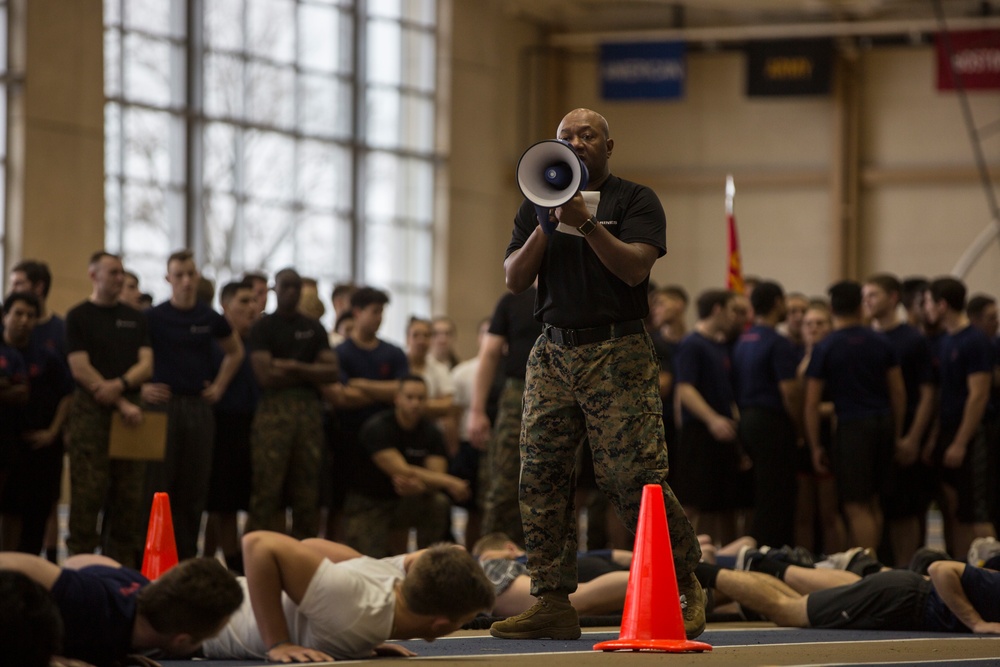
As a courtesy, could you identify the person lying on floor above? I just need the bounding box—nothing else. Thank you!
[472,531,629,617]
[474,532,763,619]
[694,548,1000,633]
[200,530,495,663]
[0,551,242,666]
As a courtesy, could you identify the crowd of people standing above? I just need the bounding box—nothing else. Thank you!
[653,273,1000,570]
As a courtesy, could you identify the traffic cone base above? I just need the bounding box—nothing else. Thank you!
[593,638,713,652]
[593,484,713,654]
[141,492,179,580]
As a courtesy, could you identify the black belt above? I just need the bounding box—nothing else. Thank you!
[543,320,645,347]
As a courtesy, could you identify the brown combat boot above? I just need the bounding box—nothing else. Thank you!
[490,593,581,640]
[679,572,707,639]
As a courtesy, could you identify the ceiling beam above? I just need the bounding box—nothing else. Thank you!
[549,15,1000,48]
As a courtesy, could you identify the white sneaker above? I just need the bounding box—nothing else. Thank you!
[822,547,863,570]
[967,537,1000,568]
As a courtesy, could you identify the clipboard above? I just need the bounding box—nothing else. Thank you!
[109,410,168,460]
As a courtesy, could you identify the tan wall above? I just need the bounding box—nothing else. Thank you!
[444,0,542,358]
[444,32,1000,340]
[5,0,105,315]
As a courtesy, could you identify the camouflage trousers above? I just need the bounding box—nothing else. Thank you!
[342,490,452,558]
[66,390,146,568]
[520,330,701,596]
[481,378,526,544]
[245,391,322,539]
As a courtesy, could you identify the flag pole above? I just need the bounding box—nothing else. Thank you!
[726,174,745,294]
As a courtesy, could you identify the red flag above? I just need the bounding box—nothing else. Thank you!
[725,175,744,294]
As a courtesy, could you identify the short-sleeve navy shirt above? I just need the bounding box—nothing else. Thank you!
[675,331,734,422]
[923,565,1000,632]
[732,325,798,411]
[147,301,233,394]
[50,565,149,665]
[805,325,899,421]
[937,325,994,432]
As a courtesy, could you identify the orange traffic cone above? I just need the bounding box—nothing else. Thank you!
[141,492,179,580]
[594,484,712,653]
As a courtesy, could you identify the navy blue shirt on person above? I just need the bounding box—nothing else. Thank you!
[32,314,67,357]
[879,323,933,421]
[49,565,149,665]
[335,338,409,431]
[212,336,259,415]
[922,565,1000,632]
[0,343,29,449]
[732,325,798,412]
[936,325,994,433]
[147,301,233,395]
[19,336,74,432]
[675,331,735,422]
[805,325,899,422]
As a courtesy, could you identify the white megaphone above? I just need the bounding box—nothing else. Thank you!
[516,139,589,235]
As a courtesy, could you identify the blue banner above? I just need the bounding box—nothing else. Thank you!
[601,42,686,100]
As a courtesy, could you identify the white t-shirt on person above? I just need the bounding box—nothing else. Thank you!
[202,555,406,660]
[420,355,455,399]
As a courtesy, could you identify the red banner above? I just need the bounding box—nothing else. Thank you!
[937,30,1000,90]
[727,213,744,294]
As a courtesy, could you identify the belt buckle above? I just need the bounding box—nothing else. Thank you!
[565,328,578,347]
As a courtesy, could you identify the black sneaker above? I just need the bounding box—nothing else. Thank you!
[908,547,951,575]
[845,548,884,577]
[735,545,765,571]
[765,545,815,568]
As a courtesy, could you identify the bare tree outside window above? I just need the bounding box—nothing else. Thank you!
[103,0,438,341]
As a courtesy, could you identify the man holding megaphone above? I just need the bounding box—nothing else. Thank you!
[491,109,705,641]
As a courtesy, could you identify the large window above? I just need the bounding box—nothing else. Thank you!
[0,0,8,283]
[104,0,438,342]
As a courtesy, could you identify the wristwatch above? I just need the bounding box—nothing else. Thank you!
[578,216,598,237]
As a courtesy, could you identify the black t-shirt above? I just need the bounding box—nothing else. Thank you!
[352,409,447,499]
[249,312,330,391]
[488,288,543,380]
[505,174,666,329]
[65,301,150,384]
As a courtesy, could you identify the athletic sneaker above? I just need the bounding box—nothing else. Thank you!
[763,545,816,568]
[819,546,864,571]
[735,545,765,571]
[490,594,581,640]
[908,547,952,575]
[678,572,707,640]
[968,537,1000,568]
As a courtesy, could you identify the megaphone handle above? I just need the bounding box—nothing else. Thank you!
[535,204,555,235]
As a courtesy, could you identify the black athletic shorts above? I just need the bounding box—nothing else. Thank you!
[806,569,930,631]
[205,411,252,513]
[832,414,893,504]
[674,420,742,512]
[933,424,992,524]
